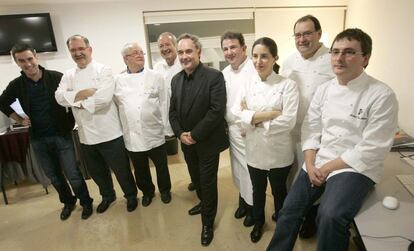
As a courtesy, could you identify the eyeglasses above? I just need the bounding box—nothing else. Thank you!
[69,46,89,53]
[293,31,316,39]
[125,50,146,57]
[329,49,364,58]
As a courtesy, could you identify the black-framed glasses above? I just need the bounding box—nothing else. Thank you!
[329,49,364,58]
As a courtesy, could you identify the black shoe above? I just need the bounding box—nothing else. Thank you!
[188,182,196,191]
[234,206,247,219]
[142,194,154,207]
[243,213,254,227]
[161,192,172,204]
[81,203,93,220]
[201,225,214,246]
[188,203,202,215]
[250,224,263,243]
[127,198,138,212]
[299,217,317,238]
[272,212,278,222]
[96,198,115,214]
[60,204,76,221]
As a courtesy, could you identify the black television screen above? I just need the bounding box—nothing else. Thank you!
[0,13,57,56]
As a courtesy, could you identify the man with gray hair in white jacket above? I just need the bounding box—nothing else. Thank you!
[114,42,172,207]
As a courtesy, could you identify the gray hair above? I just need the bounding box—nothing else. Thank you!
[121,42,140,57]
[158,32,177,47]
[177,33,202,51]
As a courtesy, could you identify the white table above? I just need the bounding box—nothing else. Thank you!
[354,152,414,251]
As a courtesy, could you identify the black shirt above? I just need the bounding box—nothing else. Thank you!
[27,75,57,138]
[0,66,74,137]
[180,63,202,121]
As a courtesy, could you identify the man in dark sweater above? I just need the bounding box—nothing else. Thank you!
[0,43,93,220]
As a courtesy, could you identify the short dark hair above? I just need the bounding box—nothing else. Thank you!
[252,37,280,74]
[10,43,36,60]
[66,34,90,48]
[331,28,372,56]
[294,15,322,33]
[220,31,245,48]
[177,33,202,50]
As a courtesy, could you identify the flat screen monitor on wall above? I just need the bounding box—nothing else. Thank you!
[0,13,57,56]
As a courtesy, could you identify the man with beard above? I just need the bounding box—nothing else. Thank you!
[55,35,138,214]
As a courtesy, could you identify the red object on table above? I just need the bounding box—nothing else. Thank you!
[0,129,30,164]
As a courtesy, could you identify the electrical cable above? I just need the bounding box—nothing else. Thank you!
[361,234,413,242]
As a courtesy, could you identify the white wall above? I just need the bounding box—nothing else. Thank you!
[0,0,348,93]
[0,1,146,90]
[255,7,345,63]
[346,0,414,135]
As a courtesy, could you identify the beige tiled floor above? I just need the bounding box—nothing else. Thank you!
[0,149,357,251]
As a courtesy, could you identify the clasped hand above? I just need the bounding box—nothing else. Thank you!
[180,132,196,145]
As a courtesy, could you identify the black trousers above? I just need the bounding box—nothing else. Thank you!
[248,164,292,226]
[183,145,219,227]
[80,136,137,201]
[128,143,171,197]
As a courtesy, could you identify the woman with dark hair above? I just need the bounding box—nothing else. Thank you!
[232,37,299,243]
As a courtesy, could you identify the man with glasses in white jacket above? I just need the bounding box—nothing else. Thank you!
[281,15,336,238]
[114,42,172,207]
[267,28,398,251]
[55,35,138,214]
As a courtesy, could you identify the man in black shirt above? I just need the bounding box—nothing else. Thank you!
[169,33,229,246]
[0,44,93,220]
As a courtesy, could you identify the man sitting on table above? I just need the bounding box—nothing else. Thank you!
[267,28,399,251]
[0,43,93,220]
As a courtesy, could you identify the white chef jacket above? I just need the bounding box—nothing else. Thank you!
[233,72,299,170]
[55,60,123,145]
[301,71,398,183]
[114,68,166,152]
[153,57,182,137]
[222,57,256,205]
[223,58,256,124]
[281,45,335,138]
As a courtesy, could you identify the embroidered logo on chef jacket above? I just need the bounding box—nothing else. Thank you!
[350,108,368,120]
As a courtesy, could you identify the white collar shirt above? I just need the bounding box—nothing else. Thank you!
[232,72,299,170]
[114,68,166,152]
[222,57,256,125]
[281,45,335,137]
[55,60,122,145]
[153,57,181,136]
[301,72,398,183]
